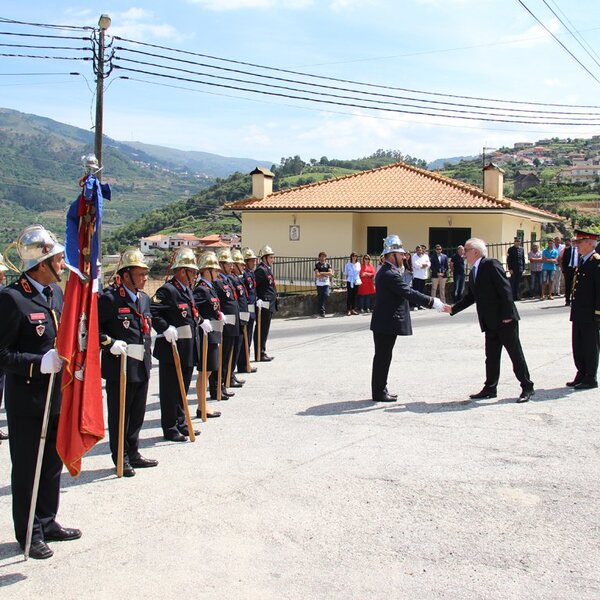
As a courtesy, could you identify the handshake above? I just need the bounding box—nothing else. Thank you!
[432,298,452,314]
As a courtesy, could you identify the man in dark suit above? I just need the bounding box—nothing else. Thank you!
[450,237,534,403]
[560,237,578,306]
[430,244,449,303]
[254,245,278,361]
[98,249,157,477]
[567,230,600,390]
[151,247,213,441]
[370,235,445,402]
[0,225,81,560]
[506,237,525,301]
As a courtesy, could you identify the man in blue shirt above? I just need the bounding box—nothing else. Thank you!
[541,239,559,300]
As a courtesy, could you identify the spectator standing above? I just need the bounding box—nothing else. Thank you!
[507,237,526,301]
[358,255,376,312]
[541,239,559,300]
[411,246,430,309]
[430,244,449,303]
[344,252,361,315]
[553,236,565,296]
[528,243,543,298]
[314,252,333,317]
[560,237,578,306]
[450,245,466,302]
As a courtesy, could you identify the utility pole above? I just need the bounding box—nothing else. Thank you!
[94,14,111,173]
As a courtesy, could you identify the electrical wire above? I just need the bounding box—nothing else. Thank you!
[0,53,90,60]
[0,31,90,41]
[0,17,91,31]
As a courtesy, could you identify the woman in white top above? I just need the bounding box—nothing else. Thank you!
[344,252,362,315]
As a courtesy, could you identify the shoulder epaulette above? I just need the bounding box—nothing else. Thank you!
[591,253,600,261]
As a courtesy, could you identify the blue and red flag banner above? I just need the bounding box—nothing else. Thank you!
[56,174,109,477]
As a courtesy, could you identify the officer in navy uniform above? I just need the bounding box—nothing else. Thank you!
[98,249,157,477]
[568,230,600,390]
[0,252,9,441]
[237,247,258,374]
[254,244,278,361]
[151,248,213,441]
[230,249,251,383]
[213,248,240,397]
[193,252,224,415]
[0,225,81,560]
[370,235,444,402]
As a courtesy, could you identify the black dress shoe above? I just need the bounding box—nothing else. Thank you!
[566,379,582,387]
[246,367,258,373]
[178,427,201,437]
[26,540,54,560]
[573,381,598,390]
[44,526,82,542]
[164,431,187,442]
[230,380,244,388]
[517,389,534,403]
[122,465,136,477]
[129,456,158,468]
[222,387,235,398]
[260,354,274,362]
[0,429,8,441]
[469,389,497,399]
[196,410,221,418]
[232,376,246,385]
[372,393,398,402]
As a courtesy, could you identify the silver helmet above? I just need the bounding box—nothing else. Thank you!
[16,225,65,272]
[382,234,406,255]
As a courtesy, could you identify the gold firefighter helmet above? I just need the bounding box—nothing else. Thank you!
[0,252,8,272]
[258,244,274,258]
[117,248,149,273]
[241,246,257,260]
[231,249,245,264]
[198,251,220,270]
[216,248,234,264]
[15,224,65,272]
[171,247,198,271]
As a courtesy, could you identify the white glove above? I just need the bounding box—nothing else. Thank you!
[256,299,265,309]
[164,325,178,344]
[110,340,128,356]
[40,349,63,374]
[432,298,444,312]
[200,320,213,334]
[217,311,225,321]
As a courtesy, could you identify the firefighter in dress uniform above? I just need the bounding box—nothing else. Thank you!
[254,245,278,361]
[98,249,158,477]
[567,230,600,390]
[237,247,258,374]
[0,225,81,560]
[230,249,251,383]
[0,252,9,441]
[151,248,213,441]
[193,251,225,408]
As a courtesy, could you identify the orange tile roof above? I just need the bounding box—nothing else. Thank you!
[226,162,562,221]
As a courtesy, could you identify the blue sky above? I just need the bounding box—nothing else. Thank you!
[2,0,600,163]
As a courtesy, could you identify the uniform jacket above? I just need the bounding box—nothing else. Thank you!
[430,252,449,276]
[98,284,152,382]
[561,246,578,270]
[213,273,240,337]
[452,258,519,332]
[230,273,249,313]
[193,279,222,344]
[242,267,257,305]
[570,253,600,323]
[0,275,63,417]
[255,262,277,312]
[151,278,201,368]
[507,245,525,273]
[370,262,433,336]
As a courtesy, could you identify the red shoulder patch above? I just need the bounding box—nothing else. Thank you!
[30,312,46,320]
[118,307,131,314]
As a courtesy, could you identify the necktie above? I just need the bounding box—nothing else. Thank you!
[471,265,477,282]
[43,286,53,309]
[571,248,578,268]
[578,256,584,268]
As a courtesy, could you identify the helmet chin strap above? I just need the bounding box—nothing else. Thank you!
[45,257,62,283]
[123,269,139,293]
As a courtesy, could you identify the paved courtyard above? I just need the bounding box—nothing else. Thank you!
[0,298,599,599]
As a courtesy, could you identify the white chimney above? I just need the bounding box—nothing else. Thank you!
[483,163,504,200]
[250,167,275,200]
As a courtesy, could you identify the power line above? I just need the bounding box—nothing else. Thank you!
[0,30,90,41]
[0,16,91,31]
[514,0,600,86]
[0,43,91,51]
[0,53,90,61]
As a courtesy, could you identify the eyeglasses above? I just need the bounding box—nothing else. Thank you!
[464,248,475,253]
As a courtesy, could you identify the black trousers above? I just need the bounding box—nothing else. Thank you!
[159,362,192,436]
[105,379,149,464]
[510,271,523,301]
[237,317,255,371]
[346,283,359,311]
[564,267,576,304]
[254,309,273,356]
[483,321,533,391]
[208,337,235,393]
[0,369,4,409]
[413,278,426,294]
[572,321,600,384]
[371,332,397,398]
[6,412,62,546]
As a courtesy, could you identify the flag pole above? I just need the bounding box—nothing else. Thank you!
[199,331,208,422]
[117,353,126,477]
[24,372,56,559]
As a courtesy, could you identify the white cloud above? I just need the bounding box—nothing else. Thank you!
[501,18,561,49]
[186,0,313,10]
[105,8,189,42]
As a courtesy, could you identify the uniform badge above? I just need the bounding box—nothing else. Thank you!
[20,278,32,294]
[181,310,187,317]
[36,324,45,336]
[123,319,130,329]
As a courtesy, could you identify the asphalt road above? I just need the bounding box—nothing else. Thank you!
[0,297,598,599]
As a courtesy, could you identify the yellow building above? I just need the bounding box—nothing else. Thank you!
[227,163,562,257]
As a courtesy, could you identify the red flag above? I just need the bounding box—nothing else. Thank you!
[56,182,105,477]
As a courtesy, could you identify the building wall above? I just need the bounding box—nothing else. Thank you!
[241,210,546,258]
